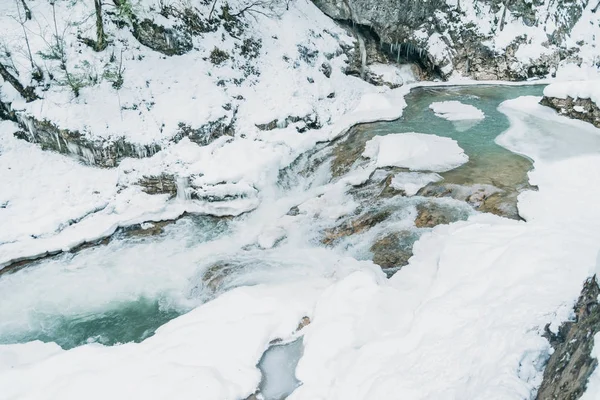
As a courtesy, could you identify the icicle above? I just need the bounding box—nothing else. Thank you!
[276,119,288,129]
[176,176,192,201]
[54,131,61,151]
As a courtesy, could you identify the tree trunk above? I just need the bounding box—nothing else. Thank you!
[94,0,107,51]
[0,62,38,102]
[20,0,31,20]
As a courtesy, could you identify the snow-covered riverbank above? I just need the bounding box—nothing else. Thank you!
[2,90,600,399]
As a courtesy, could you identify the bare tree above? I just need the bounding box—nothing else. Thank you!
[13,0,35,69]
[94,0,107,51]
[0,62,38,102]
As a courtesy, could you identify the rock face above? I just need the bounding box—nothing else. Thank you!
[14,115,161,167]
[4,102,233,167]
[540,96,600,129]
[536,276,600,400]
[312,0,587,80]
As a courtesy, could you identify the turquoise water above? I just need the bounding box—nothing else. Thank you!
[335,84,544,190]
[0,85,546,351]
[0,298,181,349]
[0,216,229,350]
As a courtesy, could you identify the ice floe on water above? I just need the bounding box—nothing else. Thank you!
[390,172,442,196]
[429,100,485,132]
[363,132,469,172]
[429,101,486,121]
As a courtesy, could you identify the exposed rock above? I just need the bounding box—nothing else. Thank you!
[312,0,587,80]
[138,174,178,197]
[14,114,161,167]
[322,209,392,244]
[297,316,311,331]
[330,124,370,177]
[201,262,237,293]
[131,18,193,56]
[5,104,233,166]
[0,217,180,276]
[175,117,235,146]
[419,183,522,220]
[540,96,600,129]
[536,276,600,400]
[255,113,321,133]
[369,231,418,270]
[120,219,177,237]
[287,206,301,216]
[415,202,463,228]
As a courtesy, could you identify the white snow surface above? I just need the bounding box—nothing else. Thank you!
[363,133,469,172]
[390,172,442,196]
[429,100,485,121]
[2,92,600,399]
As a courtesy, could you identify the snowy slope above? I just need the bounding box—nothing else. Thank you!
[0,0,415,267]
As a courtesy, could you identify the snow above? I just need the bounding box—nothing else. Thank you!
[3,90,600,399]
[368,64,417,86]
[429,100,485,121]
[390,172,442,196]
[0,0,600,395]
[436,0,600,79]
[0,280,328,400]
[363,133,469,172]
[543,81,600,105]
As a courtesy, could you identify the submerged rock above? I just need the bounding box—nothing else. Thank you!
[414,202,467,228]
[537,276,600,400]
[419,183,522,220]
[540,96,600,129]
[322,209,392,245]
[369,231,418,270]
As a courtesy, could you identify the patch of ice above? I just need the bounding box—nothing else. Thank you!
[390,172,442,196]
[429,101,485,121]
[363,133,469,172]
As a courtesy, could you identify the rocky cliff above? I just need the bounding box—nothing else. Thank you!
[537,276,600,399]
[312,0,598,80]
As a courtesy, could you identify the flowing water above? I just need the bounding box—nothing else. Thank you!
[0,85,545,387]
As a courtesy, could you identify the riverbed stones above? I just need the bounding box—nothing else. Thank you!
[322,209,392,244]
[369,231,418,269]
[414,202,462,228]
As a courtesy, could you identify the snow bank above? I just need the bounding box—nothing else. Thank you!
[390,172,442,196]
[288,96,600,400]
[0,280,329,400]
[363,133,468,172]
[543,81,600,105]
[429,101,485,121]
